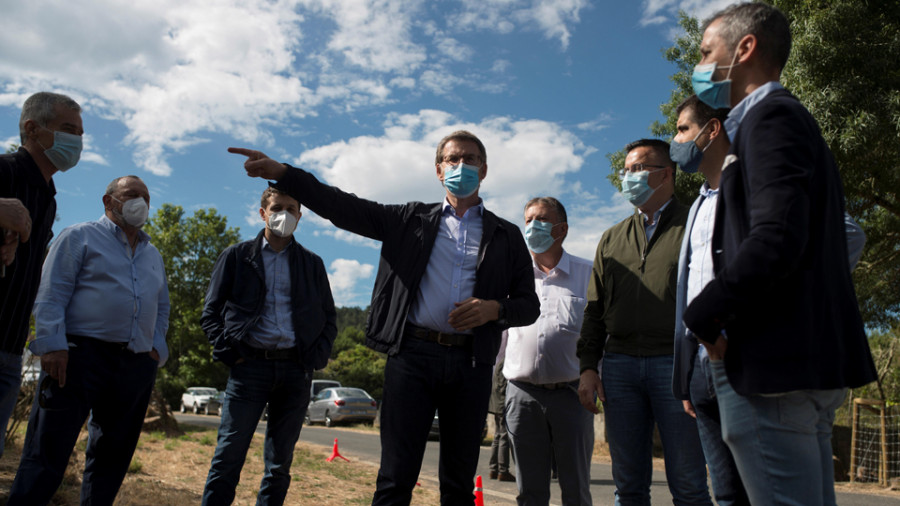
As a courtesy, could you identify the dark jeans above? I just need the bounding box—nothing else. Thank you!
[202,357,311,506]
[373,337,492,506]
[689,353,749,506]
[601,353,710,506]
[9,337,158,506]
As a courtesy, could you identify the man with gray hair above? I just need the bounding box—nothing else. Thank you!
[504,196,594,505]
[0,91,83,457]
[9,175,168,505]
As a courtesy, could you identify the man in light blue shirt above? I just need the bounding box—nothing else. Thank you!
[10,175,169,505]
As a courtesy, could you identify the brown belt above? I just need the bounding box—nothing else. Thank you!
[406,324,471,347]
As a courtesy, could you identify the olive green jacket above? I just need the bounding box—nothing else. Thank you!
[577,200,689,373]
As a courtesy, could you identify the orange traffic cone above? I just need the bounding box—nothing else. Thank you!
[326,438,350,462]
[473,475,484,506]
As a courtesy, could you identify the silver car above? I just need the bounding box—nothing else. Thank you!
[304,387,377,427]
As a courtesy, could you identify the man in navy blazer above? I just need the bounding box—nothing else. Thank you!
[681,3,876,505]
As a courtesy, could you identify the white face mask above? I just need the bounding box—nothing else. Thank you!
[113,197,149,227]
[266,210,298,237]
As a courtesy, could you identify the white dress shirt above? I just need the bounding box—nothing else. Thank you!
[503,251,591,384]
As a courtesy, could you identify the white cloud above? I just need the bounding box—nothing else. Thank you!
[640,0,741,28]
[452,0,589,49]
[328,258,375,306]
[295,108,590,229]
[0,0,591,181]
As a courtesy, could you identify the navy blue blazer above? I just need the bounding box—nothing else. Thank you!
[682,88,876,395]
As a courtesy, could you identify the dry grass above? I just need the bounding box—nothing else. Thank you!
[0,424,441,505]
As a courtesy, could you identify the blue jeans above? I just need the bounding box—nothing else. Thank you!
[602,353,710,506]
[373,337,492,506]
[9,337,158,505]
[689,354,749,506]
[506,380,593,506]
[202,358,311,506]
[709,359,846,506]
[0,350,23,458]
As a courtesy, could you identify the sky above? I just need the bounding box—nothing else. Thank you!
[0,0,737,308]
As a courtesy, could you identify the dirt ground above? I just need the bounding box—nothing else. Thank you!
[0,424,441,505]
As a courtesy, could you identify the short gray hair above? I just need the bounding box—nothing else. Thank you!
[105,175,143,196]
[19,92,81,144]
[703,2,792,73]
[524,196,567,223]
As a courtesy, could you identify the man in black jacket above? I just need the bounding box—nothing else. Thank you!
[229,129,540,505]
[683,4,876,504]
[201,186,337,505]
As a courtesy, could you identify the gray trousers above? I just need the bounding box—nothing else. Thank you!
[489,412,514,473]
[506,380,593,506]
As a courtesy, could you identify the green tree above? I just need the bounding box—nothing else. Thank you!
[336,306,368,331]
[320,344,387,400]
[143,204,241,407]
[332,325,366,357]
[624,2,900,328]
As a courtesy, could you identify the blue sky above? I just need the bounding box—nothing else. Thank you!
[0,0,735,307]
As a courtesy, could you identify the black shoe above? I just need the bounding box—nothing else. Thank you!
[489,471,498,479]
[497,472,516,482]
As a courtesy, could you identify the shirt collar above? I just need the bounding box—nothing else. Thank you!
[99,214,149,245]
[725,81,784,140]
[442,196,484,217]
[533,250,572,277]
[698,182,719,199]
[261,233,293,253]
[638,197,672,224]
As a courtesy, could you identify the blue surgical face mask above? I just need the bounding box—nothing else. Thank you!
[525,220,560,254]
[670,120,714,174]
[39,127,83,172]
[621,169,664,207]
[692,48,741,109]
[442,163,481,198]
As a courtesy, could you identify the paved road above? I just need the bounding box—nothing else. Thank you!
[175,413,899,505]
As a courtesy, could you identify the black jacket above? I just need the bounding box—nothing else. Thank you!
[201,229,337,369]
[683,88,876,395]
[274,166,540,365]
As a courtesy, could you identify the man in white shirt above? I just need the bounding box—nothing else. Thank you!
[504,197,593,505]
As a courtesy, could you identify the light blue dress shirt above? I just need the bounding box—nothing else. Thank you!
[30,215,170,366]
[247,237,296,349]
[408,198,483,334]
[640,198,672,241]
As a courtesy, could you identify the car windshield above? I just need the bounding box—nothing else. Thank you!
[197,388,217,396]
[334,388,370,399]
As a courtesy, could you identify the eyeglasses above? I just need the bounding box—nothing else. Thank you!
[617,163,668,180]
[442,154,482,166]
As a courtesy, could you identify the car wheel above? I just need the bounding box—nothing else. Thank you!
[304,412,312,425]
[193,403,200,414]
[324,412,333,428]
[180,402,186,413]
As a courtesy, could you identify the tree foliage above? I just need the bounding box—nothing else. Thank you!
[144,204,241,407]
[320,344,386,400]
[619,2,900,328]
[773,0,900,327]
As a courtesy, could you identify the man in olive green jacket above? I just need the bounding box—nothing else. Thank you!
[576,139,710,505]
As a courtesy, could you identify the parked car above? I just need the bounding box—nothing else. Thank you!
[204,391,225,416]
[310,379,341,399]
[429,410,487,441]
[181,387,218,414]
[304,387,377,427]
